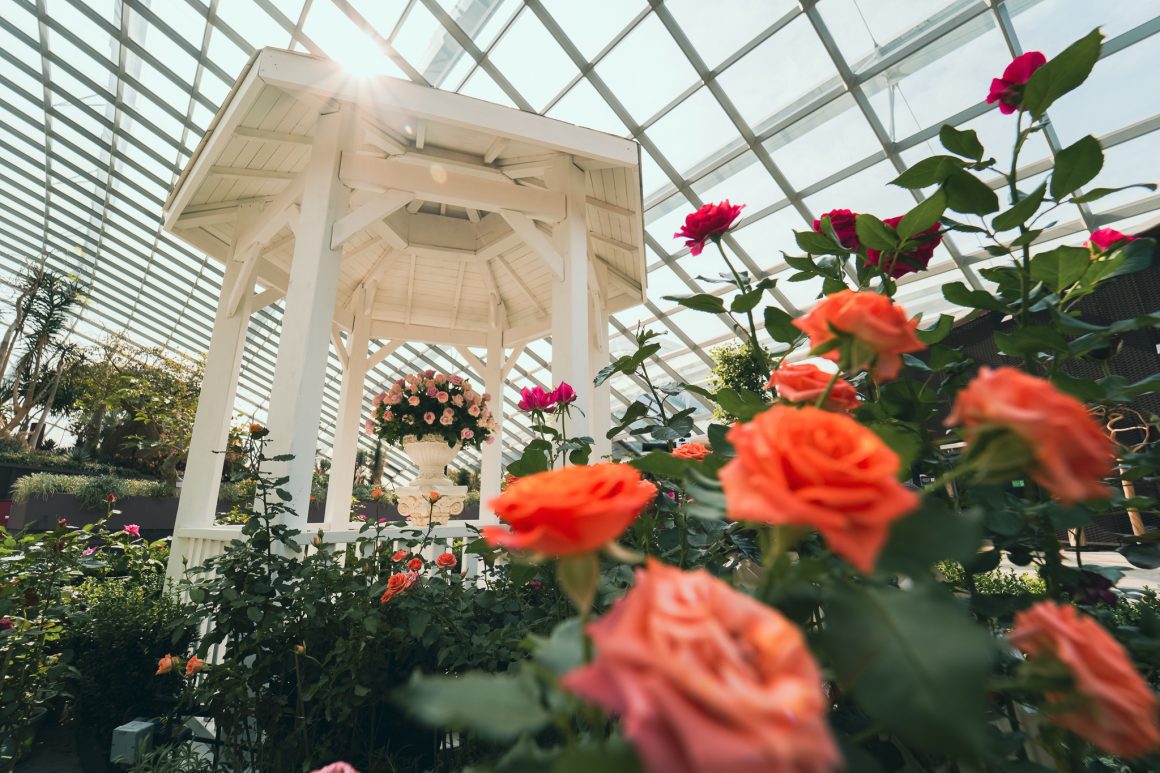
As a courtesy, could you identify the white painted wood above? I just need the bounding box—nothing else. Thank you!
[235,126,312,145]
[331,325,348,370]
[325,296,371,527]
[363,121,408,155]
[465,208,480,223]
[331,189,413,248]
[454,346,485,377]
[225,243,262,317]
[340,154,566,222]
[210,165,297,181]
[501,344,525,379]
[499,209,564,281]
[252,287,284,310]
[366,339,401,370]
[369,321,487,347]
[483,137,507,165]
[550,159,592,441]
[263,106,355,531]
[478,325,504,524]
[414,119,426,150]
[167,204,261,582]
[589,231,639,255]
[586,196,635,218]
[590,271,612,461]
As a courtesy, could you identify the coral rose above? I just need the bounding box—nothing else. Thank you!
[156,654,179,675]
[390,550,408,562]
[865,215,942,277]
[720,405,918,572]
[407,557,424,571]
[185,656,206,676]
[311,763,360,773]
[793,290,924,381]
[380,571,418,604]
[946,367,1112,504]
[1086,227,1135,254]
[435,552,457,569]
[1010,601,1160,758]
[561,560,840,773]
[766,362,859,412]
[484,463,656,556]
[812,208,860,250]
[986,51,1046,114]
[671,442,710,461]
[674,200,744,256]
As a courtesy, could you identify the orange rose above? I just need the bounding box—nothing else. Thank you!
[793,290,924,381]
[671,442,710,461]
[561,560,840,773]
[429,491,442,502]
[946,367,1112,504]
[435,552,457,569]
[766,362,859,412]
[1010,601,1160,758]
[379,571,418,604]
[390,549,408,562]
[407,557,423,571]
[185,656,206,676]
[484,463,656,556]
[156,654,179,675]
[720,405,917,572]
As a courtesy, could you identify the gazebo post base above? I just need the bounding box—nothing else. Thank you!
[396,485,468,526]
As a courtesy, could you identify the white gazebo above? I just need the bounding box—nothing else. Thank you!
[162,48,645,576]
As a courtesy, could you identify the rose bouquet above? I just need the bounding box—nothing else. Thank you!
[367,370,495,450]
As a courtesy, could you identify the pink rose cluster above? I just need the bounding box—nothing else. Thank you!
[367,370,496,449]
[517,382,578,413]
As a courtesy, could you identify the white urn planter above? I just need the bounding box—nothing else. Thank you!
[397,435,467,526]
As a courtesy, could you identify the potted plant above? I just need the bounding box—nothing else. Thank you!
[367,370,495,488]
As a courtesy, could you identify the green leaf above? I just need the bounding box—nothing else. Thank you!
[529,618,584,677]
[557,553,601,614]
[683,468,727,521]
[890,156,964,188]
[820,583,995,755]
[662,293,726,314]
[551,741,641,773]
[1022,28,1103,120]
[714,387,768,422]
[1050,372,1106,402]
[246,606,263,623]
[992,182,1046,232]
[855,214,898,251]
[730,286,765,313]
[795,229,841,255]
[1119,543,1160,570]
[943,168,999,215]
[1050,135,1103,199]
[994,327,1070,358]
[1070,183,1157,203]
[896,190,947,241]
[867,421,923,473]
[916,313,954,345]
[706,423,734,457]
[1030,245,1090,292]
[396,670,550,740]
[764,306,800,344]
[628,450,695,479]
[939,124,984,160]
[507,439,552,477]
[878,502,984,578]
[943,281,1009,313]
[1087,238,1154,284]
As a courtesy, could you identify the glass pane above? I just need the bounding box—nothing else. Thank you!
[595,14,699,123]
[666,0,798,70]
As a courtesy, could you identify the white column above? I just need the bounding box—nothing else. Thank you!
[323,293,371,527]
[478,324,504,523]
[589,279,612,461]
[167,204,260,580]
[550,158,591,440]
[264,106,354,529]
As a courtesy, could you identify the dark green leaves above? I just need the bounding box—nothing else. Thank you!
[992,182,1046,232]
[764,306,800,344]
[1070,183,1156,203]
[506,438,552,477]
[1050,135,1103,199]
[1029,245,1090,292]
[943,281,1009,313]
[896,190,946,241]
[943,168,999,215]
[916,314,954,345]
[890,155,964,188]
[628,450,696,479]
[939,124,984,160]
[820,583,995,755]
[1021,28,1103,120]
[878,502,984,578]
[662,293,725,314]
[396,671,550,740]
[855,214,898,252]
[795,229,842,255]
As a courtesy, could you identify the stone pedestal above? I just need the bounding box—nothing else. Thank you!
[396,485,467,526]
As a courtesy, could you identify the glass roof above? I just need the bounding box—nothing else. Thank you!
[2,0,1159,478]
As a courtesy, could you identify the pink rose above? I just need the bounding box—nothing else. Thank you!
[363,419,375,434]
[460,429,474,440]
[436,391,449,403]
[452,394,465,407]
[865,215,941,277]
[426,386,438,397]
[561,561,839,773]
[407,396,420,406]
[82,546,97,556]
[424,412,436,425]
[518,386,556,412]
[1087,228,1135,254]
[674,200,745,256]
[311,762,360,773]
[383,411,393,422]
[552,382,577,406]
[464,389,477,401]
[812,208,860,250]
[435,374,447,385]
[468,405,481,417]
[123,524,141,538]
[450,375,464,386]
[386,394,401,405]
[986,51,1047,114]
[482,392,492,401]
[424,369,436,378]
[440,415,454,426]
[371,392,385,407]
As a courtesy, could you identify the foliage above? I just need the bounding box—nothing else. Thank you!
[707,339,771,420]
[370,370,495,449]
[0,446,141,477]
[10,471,174,507]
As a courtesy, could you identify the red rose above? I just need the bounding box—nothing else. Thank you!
[986,51,1046,114]
[518,386,556,412]
[674,200,744,256]
[406,557,423,571]
[435,552,457,569]
[1086,228,1135,254]
[864,215,942,277]
[812,208,860,250]
[0,617,13,632]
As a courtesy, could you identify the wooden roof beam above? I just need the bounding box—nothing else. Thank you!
[499,209,563,281]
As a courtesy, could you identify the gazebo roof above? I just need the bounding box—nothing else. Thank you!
[164,47,645,348]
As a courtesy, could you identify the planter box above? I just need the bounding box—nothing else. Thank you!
[7,494,481,537]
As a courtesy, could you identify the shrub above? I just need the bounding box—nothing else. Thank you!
[11,472,174,507]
